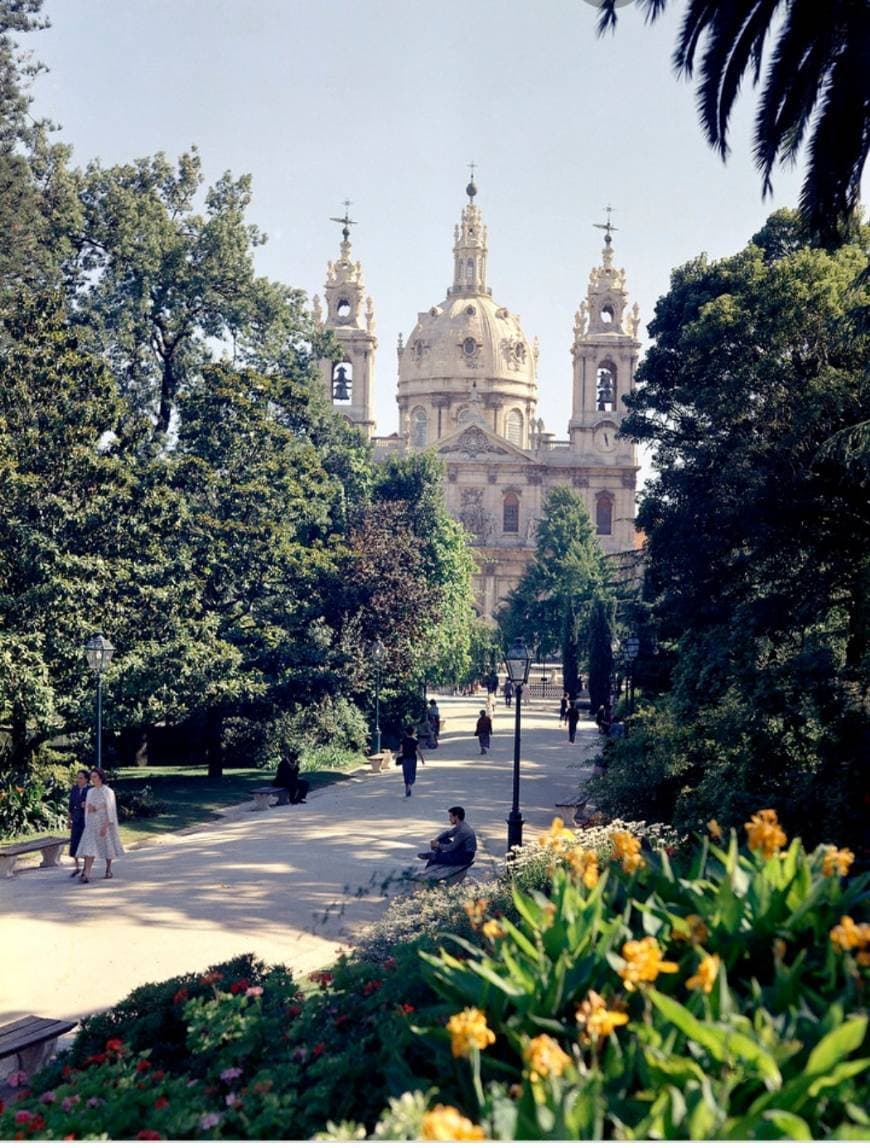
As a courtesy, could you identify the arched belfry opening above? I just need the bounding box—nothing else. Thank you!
[332,361,353,403]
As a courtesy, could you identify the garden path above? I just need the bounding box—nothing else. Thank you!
[0,695,599,1028]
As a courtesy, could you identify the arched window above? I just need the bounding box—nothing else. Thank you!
[465,257,475,284]
[600,304,614,325]
[332,361,352,403]
[503,493,520,533]
[596,492,614,536]
[411,407,428,448]
[505,408,523,447]
[457,406,472,424]
[596,363,616,411]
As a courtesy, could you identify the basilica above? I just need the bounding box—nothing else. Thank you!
[313,178,642,618]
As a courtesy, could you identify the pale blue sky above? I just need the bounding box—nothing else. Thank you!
[33,1,835,457]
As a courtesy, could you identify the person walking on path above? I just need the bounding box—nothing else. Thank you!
[427,699,440,747]
[417,806,477,868]
[67,769,90,879]
[503,680,514,708]
[400,726,424,797]
[76,767,124,883]
[484,692,496,721]
[567,699,580,744]
[559,691,569,726]
[475,710,493,755]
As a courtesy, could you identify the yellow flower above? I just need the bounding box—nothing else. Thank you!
[620,937,679,992]
[538,816,576,854]
[744,809,787,859]
[420,1105,485,1141]
[464,898,489,930]
[576,990,629,1042]
[830,916,863,952]
[524,1034,572,1081]
[773,938,787,960]
[446,1007,496,1058]
[672,914,710,945]
[611,829,646,874]
[685,953,720,994]
[707,818,723,840]
[540,901,557,929]
[566,846,600,889]
[822,847,855,878]
[481,918,506,941]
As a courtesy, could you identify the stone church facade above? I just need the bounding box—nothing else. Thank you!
[314,180,641,618]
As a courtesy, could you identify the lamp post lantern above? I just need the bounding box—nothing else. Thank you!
[504,637,532,852]
[84,633,114,772]
[371,639,385,755]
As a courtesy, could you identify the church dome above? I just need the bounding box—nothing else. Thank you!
[399,292,535,389]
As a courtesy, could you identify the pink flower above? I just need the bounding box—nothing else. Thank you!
[219,1067,243,1083]
[225,1092,238,1107]
[200,1113,220,1130]
[6,1071,28,1088]
[61,1095,80,1113]
[87,1097,104,1108]
[39,1091,56,1103]
[245,986,264,998]
[14,1111,33,1125]
[135,1131,161,1140]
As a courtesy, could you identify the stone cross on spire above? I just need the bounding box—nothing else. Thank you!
[594,205,618,268]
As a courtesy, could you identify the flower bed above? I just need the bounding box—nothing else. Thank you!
[1,812,866,1140]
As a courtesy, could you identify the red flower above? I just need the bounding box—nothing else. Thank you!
[63,1136,76,1141]
[311,1043,327,1058]
[0,1100,4,1115]
[229,979,250,995]
[14,1113,32,1125]
[135,1131,162,1140]
[333,1012,351,1027]
[84,1053,106,1066]
[172,988,189,1005]
[105,1038,124,1054]
[28,1117,45,1133]
[398,1002,415,1015]
[285,1005,302,1019]
[151,1071,165,1084]
[61,1066,73,1079]
[200,972,222,986]
[382,957,397,971]
[136,1060,152,1073]
[310,971,333,988]
[154,1097,169,1110]
[362,979,383,996]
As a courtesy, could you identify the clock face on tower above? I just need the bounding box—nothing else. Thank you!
[594,425,616,452]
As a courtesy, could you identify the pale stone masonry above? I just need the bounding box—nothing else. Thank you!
[315,181,641,618]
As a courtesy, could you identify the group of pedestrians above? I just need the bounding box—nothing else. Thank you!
[399,699,441,797]
[67,766,124,883]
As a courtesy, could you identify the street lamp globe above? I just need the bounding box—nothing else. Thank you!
[504,638,532,686]
[84,633,114,675]
[371,638,385,664]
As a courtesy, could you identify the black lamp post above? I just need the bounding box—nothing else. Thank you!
[371,639,385,755]
[504,637,532,851]
[625,633,640,715]
[84,634,114,772]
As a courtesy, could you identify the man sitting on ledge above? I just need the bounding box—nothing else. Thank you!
[274,752,310,805]
[418,806,476,868]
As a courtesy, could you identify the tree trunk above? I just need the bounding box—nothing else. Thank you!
[561,601,580,696]
[206,708,224,779]
[587,597,614,713]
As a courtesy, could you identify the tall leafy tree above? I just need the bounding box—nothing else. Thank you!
[499,488,609,693]
[601,212,870,847]
[597,0,869,245]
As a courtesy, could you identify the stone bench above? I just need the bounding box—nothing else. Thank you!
[368,749,395,773]
[0,1014,76,1074]
[0,836,68,879]
[250,786,290,811]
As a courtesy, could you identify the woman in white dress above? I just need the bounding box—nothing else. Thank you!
[76,767,124,883]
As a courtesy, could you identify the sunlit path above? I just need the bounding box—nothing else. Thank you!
[0,694,599,1025]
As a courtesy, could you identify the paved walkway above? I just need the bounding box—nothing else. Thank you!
[0,696,599,1027]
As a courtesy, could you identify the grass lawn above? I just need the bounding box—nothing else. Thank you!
[113,762,363,844]
[1,760,365,848]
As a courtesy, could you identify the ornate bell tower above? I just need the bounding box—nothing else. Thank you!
[568,210,641,455]
[315,203,377,438]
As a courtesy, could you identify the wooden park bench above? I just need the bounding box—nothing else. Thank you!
[0,836,68,879]
[368,749,395,773]
[0,1014,76,1074]
[250,786,290,811]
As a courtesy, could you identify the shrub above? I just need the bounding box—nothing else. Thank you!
[338,813,868,1140]
[115,785,168,822]
[0,773,66,839]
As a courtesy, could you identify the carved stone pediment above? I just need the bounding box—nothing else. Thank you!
[439,425,513,459]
